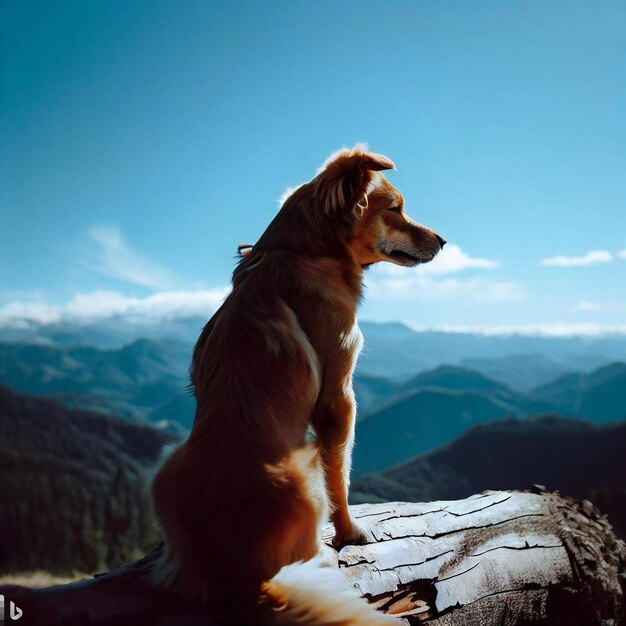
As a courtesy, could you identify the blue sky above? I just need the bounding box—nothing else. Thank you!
[1,0,625,333]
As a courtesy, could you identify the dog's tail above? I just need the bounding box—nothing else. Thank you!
[258,555,396,626]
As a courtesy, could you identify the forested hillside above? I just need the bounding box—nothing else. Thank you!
[1,330,625,436]
[2,387,625,577]
[532,362,626,421]
[0,339,192,433]
[0,386,176,574]
[352,364,553,472]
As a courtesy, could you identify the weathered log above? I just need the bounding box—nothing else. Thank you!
[2,490,624,625]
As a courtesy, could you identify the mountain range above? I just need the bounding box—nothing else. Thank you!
[532,362,626,422]
[3,317,626,384]
[352,365,548,473]
[1,330,625,455]
[0,338,193,434]
[352,362,626,472]
[2,316,624,578]
[356,322,626,385]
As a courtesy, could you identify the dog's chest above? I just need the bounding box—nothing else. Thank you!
[338,320,364,362]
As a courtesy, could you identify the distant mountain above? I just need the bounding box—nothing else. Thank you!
[0,338,399,428]
[532,362,626,422]
[353,387,522,473]
[356,322,626,382]
[351,416,626,538]
[403,364,512,393]
[4,318,626,385]
[0,317,207,350]
[149,391,197,430]
[0,385,177,574]
[0,339,191,427]
[397,365,551,414]
[351,364,556,472]
[461,353,576,391]
[2,321,625,438]
[352,361,626,474]
[3,325,624,436]
[353,373,401,418]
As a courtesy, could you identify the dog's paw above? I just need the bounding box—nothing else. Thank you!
[331,522,370,550]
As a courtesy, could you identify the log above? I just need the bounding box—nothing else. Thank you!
[1,489,624,625]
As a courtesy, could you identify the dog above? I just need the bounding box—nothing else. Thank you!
[151,145,445,625]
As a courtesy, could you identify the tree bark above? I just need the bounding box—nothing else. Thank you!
[2,489,624,625]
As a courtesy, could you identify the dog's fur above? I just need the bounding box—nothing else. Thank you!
[151,146,444,625]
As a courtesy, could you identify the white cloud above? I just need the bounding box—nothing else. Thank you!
[406,322,626,337]
[618,250,626,260]
[422,244,499,274]
[366,274,525,303]
[3,290,626,338]
[379,244,499,277]
[84,225,181,289]
[541,250,613,267]
[0,288,230,328]
[367,245,517,303]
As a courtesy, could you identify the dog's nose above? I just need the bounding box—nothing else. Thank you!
[436,234,447,248]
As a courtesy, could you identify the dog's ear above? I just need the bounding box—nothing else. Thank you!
[313,145,395,222]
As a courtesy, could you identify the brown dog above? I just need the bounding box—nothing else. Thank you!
[151,146,444,625]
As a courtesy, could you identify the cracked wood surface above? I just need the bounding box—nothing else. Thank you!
[2,490,624,625]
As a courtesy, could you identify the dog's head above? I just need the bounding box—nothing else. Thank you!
[312,145,445,267]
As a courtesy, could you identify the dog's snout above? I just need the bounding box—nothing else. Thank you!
[435,234,447,248]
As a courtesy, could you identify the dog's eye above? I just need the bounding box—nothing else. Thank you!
[387,206,402,213]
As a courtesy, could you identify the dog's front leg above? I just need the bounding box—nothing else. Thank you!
[313,393,368,549]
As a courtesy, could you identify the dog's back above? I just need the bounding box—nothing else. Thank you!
[152,277,327,611]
